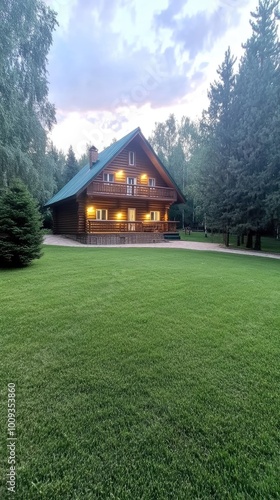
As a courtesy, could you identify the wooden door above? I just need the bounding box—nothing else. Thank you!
[128,208,136,231]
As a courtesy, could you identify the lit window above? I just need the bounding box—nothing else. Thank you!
[150,211,160,221]
[96,209,108,220]
[148,178,155,187]
[103,173,114,182]
[129,151,135,166]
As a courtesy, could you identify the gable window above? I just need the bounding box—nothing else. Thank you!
[103,173,114,182]
[150,211,160,221]
[96,209,108,220]
[148,178,155,187]
[129,151,135,166]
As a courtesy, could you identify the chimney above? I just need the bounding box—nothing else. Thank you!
[89,145,98,166]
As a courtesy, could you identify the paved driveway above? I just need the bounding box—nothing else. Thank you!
[43,235,280,260]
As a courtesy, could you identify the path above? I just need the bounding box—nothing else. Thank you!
[43,235,280,260]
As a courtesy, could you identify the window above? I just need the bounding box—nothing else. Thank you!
[148,178,155,187]
[150,211,160,221]
[127,177,137,195]
[103,173,114,182]
[129,151,135,166]
[96,209,108,220]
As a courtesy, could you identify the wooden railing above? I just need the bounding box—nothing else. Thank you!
[87,220,178,233]
[87,182,177,201]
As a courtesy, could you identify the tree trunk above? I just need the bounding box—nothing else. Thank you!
[254,231,261,251]
[241,233,244,245]
[224,231,229,247]
[246,229,253,249]
[237,235,241,246]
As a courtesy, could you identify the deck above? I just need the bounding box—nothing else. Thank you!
[87,220,178,233]
[87,182,177,201]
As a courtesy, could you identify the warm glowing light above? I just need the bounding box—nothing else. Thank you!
[116,170,123,177]
[145,213,150,219]
[141,174,147,180]
[117,212,122,219]
[87,206,94,215]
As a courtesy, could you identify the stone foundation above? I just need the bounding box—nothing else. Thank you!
[65,232,166,245]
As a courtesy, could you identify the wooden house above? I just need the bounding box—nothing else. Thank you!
[45,128,185,244]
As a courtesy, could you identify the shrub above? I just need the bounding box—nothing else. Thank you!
[0,180,43,268]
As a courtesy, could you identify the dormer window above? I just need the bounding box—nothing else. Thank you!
[129,151,135,166]
[103,173,114,182]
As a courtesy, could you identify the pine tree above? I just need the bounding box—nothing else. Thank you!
[198,48,236,244]
[231,0,280,249]
[0,180,43,267]
[64,146,79,184]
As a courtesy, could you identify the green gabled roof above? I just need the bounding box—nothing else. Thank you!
[45,127,140,207]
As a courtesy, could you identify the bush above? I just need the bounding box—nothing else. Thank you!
[0,180,43,268]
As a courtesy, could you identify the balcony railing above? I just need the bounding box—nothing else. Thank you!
[87,220,178,233]
[87,182,177,201]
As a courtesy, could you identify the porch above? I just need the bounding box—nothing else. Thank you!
[86,220,178,233]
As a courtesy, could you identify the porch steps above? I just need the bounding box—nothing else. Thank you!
[164,232,181,241]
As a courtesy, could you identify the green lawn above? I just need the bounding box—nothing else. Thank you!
[180,230,280,254]
[1,246,280,499]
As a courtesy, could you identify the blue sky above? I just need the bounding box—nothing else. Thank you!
[45,0,258,157]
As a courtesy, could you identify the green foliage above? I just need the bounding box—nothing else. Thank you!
[0,180,43,267]
[64,146,79,184]
[149,1,280,242]
[230,0,280,245]
[46,142,66,194]
[149,114,201,226]
[0,0,58,202]
[180,0,280,247]
[198,47,237,239]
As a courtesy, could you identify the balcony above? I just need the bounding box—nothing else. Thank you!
[87,220,178,233]
[87,182,177,201]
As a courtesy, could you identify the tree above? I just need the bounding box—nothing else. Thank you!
[230,0,280,249]
[149,114,200,227]
[149,114,186,189]
[0,0,57,200]
[198,48,237,245]
[46,143,66,193]
[0,180,43,267]
[64,146,79,184]
[78,143,91,170]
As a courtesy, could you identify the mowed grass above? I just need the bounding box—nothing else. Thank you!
[180,230,280,253]
[0,246,280,499]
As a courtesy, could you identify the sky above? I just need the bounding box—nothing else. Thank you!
[45,0,259,158]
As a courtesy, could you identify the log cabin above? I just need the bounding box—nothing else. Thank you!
[45,127,185,244]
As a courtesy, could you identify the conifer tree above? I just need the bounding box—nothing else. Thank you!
[0,180,43,267]
[198,48,236,244]
[231,0,280,249]
[64,146,79,184]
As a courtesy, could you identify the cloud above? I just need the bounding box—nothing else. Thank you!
[48,0,211,114]
[154,2,243,59]
[47,0,251,116]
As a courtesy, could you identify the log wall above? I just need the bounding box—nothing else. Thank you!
[94,139,169,187]
[53,200,78,234]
